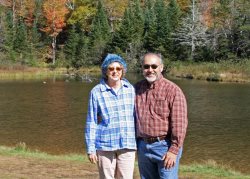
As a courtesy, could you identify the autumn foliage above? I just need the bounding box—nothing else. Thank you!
[41,0,69,37]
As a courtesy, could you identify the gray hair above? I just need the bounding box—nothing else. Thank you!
[140,53,163,64]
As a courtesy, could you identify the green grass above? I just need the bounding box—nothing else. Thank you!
[0,143,88,162]
[180,160,250,179]
[168,59,250,82]
[0,143,249,179]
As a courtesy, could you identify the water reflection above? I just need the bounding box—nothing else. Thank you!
[0,75,249,173]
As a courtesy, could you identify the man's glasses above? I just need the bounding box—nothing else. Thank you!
[108,66,123,71]
[143,64,159,70]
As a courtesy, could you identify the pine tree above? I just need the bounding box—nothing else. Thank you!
[167,0,181,31]
[111,0,144,69]
[112,8,133,53]
[143,0,157,52]
[64,25,79,67]
[90,0,111,65]
[76,31,90,67]
[166,0,181,57]
[14,18,29,63]
[131,0,144,42]
[3,9,16,61]
[154,0,169,55]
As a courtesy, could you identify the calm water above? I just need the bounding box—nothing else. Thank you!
[0,74,249,173]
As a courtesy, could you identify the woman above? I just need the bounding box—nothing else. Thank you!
[85,54,136,179]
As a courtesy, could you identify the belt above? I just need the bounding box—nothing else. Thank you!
[138,135,168,144]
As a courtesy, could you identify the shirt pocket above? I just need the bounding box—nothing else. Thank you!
[150,96,169,117]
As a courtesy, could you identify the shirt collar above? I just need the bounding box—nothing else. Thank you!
[100,78,129,92]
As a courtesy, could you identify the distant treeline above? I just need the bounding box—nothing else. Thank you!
[0,0,249,70]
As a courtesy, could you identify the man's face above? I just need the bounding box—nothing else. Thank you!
[142,55,163,83]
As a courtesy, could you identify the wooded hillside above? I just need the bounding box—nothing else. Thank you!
[0,0,249,69]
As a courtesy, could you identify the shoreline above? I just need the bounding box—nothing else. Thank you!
[0,144,249,179]
[0,62,249,83]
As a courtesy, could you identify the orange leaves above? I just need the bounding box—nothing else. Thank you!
[42,0,69,37]
[22,0,36,27]
[199,0,214,27]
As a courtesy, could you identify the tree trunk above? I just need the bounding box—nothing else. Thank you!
[52,36,56,65]
[12,0,15,28]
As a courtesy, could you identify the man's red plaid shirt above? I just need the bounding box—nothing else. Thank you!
[135,75,188,155]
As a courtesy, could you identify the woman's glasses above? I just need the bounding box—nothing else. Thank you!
[108,66,123,71]
[143,64,159,69]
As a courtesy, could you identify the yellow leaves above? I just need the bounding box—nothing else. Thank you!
[42,0,69,37]
[103,0,129,19]
[67,4,96,31]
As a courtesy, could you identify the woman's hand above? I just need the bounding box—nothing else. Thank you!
[88,153,98,164]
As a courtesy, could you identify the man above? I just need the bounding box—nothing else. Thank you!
[135,53,188,179]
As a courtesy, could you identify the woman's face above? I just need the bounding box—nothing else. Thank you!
[106,62,123,82]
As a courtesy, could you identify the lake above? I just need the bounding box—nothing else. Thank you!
[0,73,249,173]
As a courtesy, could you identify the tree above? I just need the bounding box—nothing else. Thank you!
[89,0,111,64]
[13,18,29,61]
[103,0,129,32]
[167,0,181,31]
[67,0,96,32]
[165,0,181,57]
[64,25,79,67]
[41,0,69,64]
[209,0,250,60]
[1,8,16,61]
[172,0,210,61]
[75,31,90,67]
[143,0,157,52]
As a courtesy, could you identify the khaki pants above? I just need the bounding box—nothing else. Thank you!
[97,149,136,179]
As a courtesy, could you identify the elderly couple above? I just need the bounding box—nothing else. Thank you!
[85,53,188,179]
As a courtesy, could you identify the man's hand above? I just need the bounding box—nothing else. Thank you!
[162,151,177,169]
[88,153,98,164]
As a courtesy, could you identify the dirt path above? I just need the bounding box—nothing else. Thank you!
[0,155,100,179]
[0,155,194,179]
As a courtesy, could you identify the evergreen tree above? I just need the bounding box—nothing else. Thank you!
[230,0,250,58]
[112,8,133,53]
[64,25,79,67]
[131,0,144,43]
[166,0,182,58]
[13,18,29,63]
[90,0,111,65]
[76,31,90,67]
[154,0,169,55]
[167,0,181,31]
[111,0,144,69]
[3,10,16,61]
[25,0,42,66]
[143,0,157,52]
[125,0,144,67]
[27,19,41,65]
[14,19,28,52]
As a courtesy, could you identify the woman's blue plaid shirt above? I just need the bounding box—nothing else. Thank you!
[85,78,137,154]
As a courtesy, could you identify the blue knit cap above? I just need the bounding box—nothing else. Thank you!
[101,54,127,79]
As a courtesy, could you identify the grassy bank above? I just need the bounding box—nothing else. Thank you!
[0,65,100,80]
[0,60,250,82]
[168,60,250,82]
[0,144,249,179]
